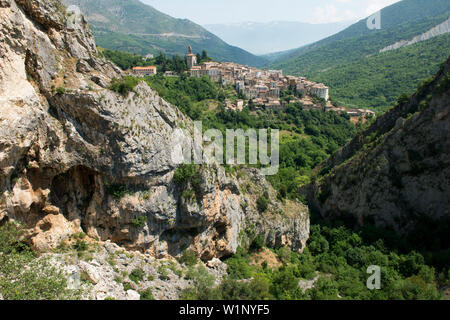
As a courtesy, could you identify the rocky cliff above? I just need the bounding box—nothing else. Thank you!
[0,0,309,260]
[303,56,450,234]
[380,17,450,53]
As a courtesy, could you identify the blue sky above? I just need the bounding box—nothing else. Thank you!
[142,0,401,25]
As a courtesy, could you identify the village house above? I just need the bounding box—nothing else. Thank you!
[164,71,179,77]
[132,66,157,76]
[310,83,330,101]
[182,46,347,113]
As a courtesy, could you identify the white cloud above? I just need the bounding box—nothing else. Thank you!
[308,4,358,24]
[365,0,400,15]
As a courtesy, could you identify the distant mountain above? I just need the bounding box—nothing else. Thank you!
[312,33,450,111]
[272,0,450,65]
[204,21,353,55]
[62,0,268,67]
[269,0,450,111]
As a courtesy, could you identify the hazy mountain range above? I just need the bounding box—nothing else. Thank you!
[204,20,353,55]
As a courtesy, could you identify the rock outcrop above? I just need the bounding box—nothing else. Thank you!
[47,240,223,300]
[303,56,450,234]
[0,0,309,260]
[380,17,450,53]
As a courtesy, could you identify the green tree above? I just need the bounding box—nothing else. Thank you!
[0,222,81,300]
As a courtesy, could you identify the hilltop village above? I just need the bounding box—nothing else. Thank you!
[131,46,375,118]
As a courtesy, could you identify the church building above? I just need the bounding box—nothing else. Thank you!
[186,45,197,69]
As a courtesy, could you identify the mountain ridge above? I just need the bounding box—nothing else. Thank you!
[62,0,268,67]
[380,17,450,53]
[267,0,450,111]
[270,0,450,69]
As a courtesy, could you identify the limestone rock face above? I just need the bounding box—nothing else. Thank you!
[304,57,450,234]
[0,0,309,259]
[46,240,210,300]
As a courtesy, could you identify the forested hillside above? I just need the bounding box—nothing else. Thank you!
[271,0,450,64]
[269,0,450,111]
[62,0,267,66]
[311,33,450,111]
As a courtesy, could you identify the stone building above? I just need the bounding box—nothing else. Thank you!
[310,83,329,101]
[132,66,157,76]
[186,45,197,69]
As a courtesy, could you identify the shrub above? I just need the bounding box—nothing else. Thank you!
[270,267,301,299]
[397,92,410,105]
[277,246,292,264]
[129,268,145,284]
[173,164,201,187]
[219,278,252,300]
[261,261,268,270]
[250,234,265,251]
[218,275,272,300]
[158,266,169,280]
[56,87,66,95]
[109,76,141,96]
[179,250,198,266]
[106,184,132,201]
[0,222,81,300]
[123,282,132,291]
[399,251,425,278]
[181,266,220,300]
[131,216,147,228]
[393,276,441,300]
[308,236,329,255]
[140,288,155,300]
[225,256,253,280]
[307,277,340,300]
[249,275,272,300]
[72,232,86,241]
[73,239,88,252]
[174,164,203,202]
[256,191,270,213]
[182,189,195,201]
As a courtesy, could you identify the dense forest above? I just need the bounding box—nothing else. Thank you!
[180,222,448,300]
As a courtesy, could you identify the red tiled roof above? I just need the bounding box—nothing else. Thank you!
[132,66,156,70]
